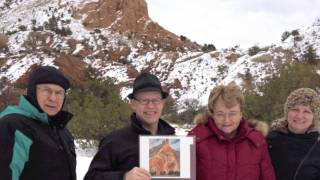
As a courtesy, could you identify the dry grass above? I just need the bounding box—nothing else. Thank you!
[0,33,8,50]
[252,54,273,63]
[226,52,241,62]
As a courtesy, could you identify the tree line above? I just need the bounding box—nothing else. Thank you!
[0,61,319,146]
[67,62,320,146]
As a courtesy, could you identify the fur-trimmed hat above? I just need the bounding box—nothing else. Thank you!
[284,88,320,122]
[272,88,320,133]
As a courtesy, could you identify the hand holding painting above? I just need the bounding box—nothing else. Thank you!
[124,167,151,180]
[139,135,196,180]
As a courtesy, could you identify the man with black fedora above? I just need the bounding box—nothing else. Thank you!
[0,66,76,180]
[84,72,175,180]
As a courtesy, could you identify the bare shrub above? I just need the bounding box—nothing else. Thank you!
[0,33,9,51]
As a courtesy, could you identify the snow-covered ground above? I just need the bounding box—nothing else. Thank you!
[76,124,191,180]
[76,146,97,180]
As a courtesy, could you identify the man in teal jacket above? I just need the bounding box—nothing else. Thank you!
[0,66,76,180]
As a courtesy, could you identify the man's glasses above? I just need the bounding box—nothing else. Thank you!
[37,86,65,99]
[133,97,163,105]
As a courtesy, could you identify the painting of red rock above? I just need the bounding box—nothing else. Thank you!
[149,138,180,176]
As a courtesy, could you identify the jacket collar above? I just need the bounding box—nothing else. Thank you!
[130,113,175,135]
[192,117,261,147]
[0,96,72,127]
[49,110,73,128]
[271,117,320,134]
[208,117,253,141]
[0,95,49,124]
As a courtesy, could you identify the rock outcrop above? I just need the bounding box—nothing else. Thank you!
[149,139,180,176]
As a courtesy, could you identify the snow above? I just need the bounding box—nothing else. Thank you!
[72,44,85,55]
[8,32,29,53]
[1,0,319,104]
[130,51,158,72]
[0,54,56,81]
[1,1,319,178]
[76,154,94,180]
[100,63,129,83]
[164,50,278,106]
[279,18,320,60]
[69,20,91,41]
[75,142,97,180]
[0,53,6,58]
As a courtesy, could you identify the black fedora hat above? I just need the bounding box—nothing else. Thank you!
[127,72,169,99]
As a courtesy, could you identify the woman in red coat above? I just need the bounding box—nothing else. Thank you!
[189,83,275,180]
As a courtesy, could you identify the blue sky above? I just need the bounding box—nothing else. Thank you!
[146,0,320,49]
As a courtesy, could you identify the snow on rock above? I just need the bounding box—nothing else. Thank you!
[1,0,319,111]
[0,54,55,82]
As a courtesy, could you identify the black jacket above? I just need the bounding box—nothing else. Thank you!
[267,130,320,180]
[0,96,76,180]
[84,113,175,180]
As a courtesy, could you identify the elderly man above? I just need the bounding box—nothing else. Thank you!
[0,66,76,180]
[84,72,175,180]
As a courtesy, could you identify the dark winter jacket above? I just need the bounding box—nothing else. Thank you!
[188,116,276,180]
[84,113,175,180]
[267,119,320,180]
[0,96,76,180]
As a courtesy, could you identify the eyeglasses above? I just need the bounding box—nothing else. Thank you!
[37,86,65,99]
[133,97,163,105]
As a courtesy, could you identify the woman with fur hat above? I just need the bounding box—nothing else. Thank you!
[189,82,275,180]
[268,88,320,180]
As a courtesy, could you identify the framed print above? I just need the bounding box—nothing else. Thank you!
[139,135,195,180]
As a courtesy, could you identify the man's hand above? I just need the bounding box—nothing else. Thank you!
[124,167,151,180]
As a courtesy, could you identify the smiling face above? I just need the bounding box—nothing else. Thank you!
[287,104,314,134]
[129,91,165,131]
[36,84,65,116]
[213,98,243,138]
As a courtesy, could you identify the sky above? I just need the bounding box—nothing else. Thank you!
[146,0,320,49]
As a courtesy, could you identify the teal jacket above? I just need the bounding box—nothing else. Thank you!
[0,96,76,180]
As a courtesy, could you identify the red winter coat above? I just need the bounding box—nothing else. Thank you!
[188,117,276,180]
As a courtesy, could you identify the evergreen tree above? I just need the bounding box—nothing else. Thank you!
[303,45,319,65]
[178,99,205,124]
[202,44,216,52]
[66,68,131,147]
[180,35,187,41]
[0,77,8,90]
[163,98,205,125]
[281,31,291,42]
[248,45,261,56]
[244,63,320,123]
[44,15,58,32]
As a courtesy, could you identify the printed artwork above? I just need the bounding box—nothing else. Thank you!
[149,138,180,176]
[140,135,195,179]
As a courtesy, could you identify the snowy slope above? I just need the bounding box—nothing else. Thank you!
[0,0,319,108]
[281,18,320,57]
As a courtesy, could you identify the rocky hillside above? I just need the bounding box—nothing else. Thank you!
[0,0,319,107]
